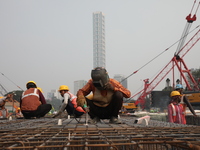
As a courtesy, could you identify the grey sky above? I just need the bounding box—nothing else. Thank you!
[0,0,200,97]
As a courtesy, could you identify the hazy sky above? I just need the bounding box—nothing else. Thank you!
[1,0,200,98]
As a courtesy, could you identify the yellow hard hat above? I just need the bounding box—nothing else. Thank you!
[27,81,37,85]
[170,91,180,97]
[58,85,69,91]
[37,87,43,93]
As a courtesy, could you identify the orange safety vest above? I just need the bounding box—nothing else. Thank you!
[68,92,85,113]
[21,88,41,111]
[170,103,186,124]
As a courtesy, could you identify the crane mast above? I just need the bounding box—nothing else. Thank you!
[133,1,200,109]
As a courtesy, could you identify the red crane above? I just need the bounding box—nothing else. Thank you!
[132,1,200,109]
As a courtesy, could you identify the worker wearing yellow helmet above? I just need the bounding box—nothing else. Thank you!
[20,81,52,119]
[52,85,85,118]
[168,91,186,124]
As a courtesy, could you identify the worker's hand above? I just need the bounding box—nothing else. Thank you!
[77,95,86,107]
[104,83,114,91]
[52,111,61,118]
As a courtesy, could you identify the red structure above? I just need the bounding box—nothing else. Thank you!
[132,1,200,109]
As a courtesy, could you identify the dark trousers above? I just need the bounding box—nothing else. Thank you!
[86,91,123,119]
[66,99,84,117]
[22,104,52,119]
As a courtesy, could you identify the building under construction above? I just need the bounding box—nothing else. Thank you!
[0,114,200,150]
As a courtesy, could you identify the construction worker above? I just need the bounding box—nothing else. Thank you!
[76,67,131,124]
[175,84,197,119]
[52,85,85,118]
[20,81,52,119]
[0,94,12,118]
[168,91,186,124]
[16,107,23,118]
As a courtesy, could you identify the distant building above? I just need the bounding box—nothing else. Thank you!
[47,89,61,100]
[74,80,87,94]
[113,74,127,89]
[93,11,106,68]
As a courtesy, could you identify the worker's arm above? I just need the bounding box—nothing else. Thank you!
[110,79,131,98]
[76,79,93,107]
[52,93,69,118]
[183,95,197,116]
[77,79,93,97]
[38,90,46,104]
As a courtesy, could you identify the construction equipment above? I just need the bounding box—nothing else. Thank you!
[132,1,200,109]
[122,102,137,112]
[184,92,200,106]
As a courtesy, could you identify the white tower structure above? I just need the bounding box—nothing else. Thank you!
[93,12,106,68]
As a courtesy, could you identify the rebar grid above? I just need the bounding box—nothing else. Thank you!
[0,116,200,149]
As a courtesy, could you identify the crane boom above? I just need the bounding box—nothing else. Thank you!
[133,28,200,109]
[175,1,199,54]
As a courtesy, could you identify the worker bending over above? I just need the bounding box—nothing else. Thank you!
[53,85,85,118]
[0,94,12,118]
[76,67,131,124]
[20,81,52,119]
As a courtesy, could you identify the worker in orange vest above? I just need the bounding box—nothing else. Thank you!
[168,91,186,124]
[20,81,52,119]
[52,85,85,118]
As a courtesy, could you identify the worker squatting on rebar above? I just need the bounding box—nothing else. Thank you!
[76,67,131,124]
[20,81,52,119]
[52,85,85,118]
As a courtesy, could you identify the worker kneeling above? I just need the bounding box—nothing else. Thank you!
[76,67,131,124]
[52,85,85,118]
[20,81,52,119]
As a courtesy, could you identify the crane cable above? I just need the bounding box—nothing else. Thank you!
[120,25,200,83]
[0,72,24,91]
[121,1,200,84]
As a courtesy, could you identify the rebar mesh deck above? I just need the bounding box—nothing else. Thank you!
[1,116,200,150]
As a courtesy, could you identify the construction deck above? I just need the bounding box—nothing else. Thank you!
[0,115,200,150]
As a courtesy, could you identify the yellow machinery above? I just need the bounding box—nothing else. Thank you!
[185,92,200,106]
[122,102,137,113]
